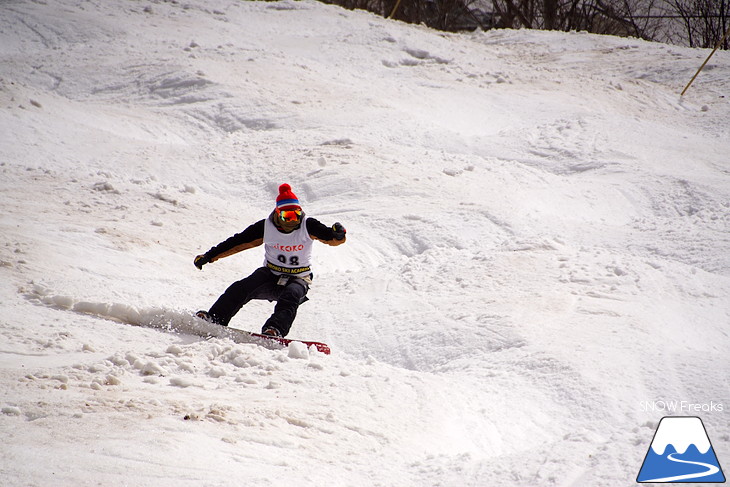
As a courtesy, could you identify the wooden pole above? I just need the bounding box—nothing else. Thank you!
[388,0,404,19]
[681,27,730,96]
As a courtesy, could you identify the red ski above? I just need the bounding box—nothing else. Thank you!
[247,331,330,355]
[194,311,329,354]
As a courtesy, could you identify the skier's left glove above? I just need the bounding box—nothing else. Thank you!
[332,222,346,240]
[194,254,209,270]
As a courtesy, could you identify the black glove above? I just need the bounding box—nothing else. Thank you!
[194,254,209,270]
[332,222,346,240]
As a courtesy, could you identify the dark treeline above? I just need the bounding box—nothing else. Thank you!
[318,0,728,49]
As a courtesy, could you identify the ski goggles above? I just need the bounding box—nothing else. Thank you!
[277,208,303,223]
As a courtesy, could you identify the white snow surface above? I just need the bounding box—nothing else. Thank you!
[1,0,729,485]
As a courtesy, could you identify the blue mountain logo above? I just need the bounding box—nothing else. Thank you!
[637,416,725,483]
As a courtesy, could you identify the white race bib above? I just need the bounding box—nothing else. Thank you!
[263,217,313,276]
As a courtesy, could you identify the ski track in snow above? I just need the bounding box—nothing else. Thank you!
[1,0,729,486]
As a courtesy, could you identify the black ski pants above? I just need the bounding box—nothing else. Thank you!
[207,266,309,337]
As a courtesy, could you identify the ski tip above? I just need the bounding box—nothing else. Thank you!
[249,332,331,355]
[312,343,331,355]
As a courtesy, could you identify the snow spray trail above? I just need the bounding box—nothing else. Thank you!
[22,284,280,349]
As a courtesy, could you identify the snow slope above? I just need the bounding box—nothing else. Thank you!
[1,0,728,485]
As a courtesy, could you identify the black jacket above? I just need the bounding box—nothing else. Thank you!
[203,214,345,263]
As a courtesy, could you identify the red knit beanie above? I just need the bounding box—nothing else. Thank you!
[276,184,301,210]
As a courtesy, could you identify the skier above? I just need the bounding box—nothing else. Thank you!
[193,184,346,337]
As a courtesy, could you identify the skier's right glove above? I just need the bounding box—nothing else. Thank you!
[194,254,209,270]
[332,222,346,240]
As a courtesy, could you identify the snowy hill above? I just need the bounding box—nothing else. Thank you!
[1,0,729,485]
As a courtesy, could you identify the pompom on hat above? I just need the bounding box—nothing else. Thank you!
[275,183,301,210]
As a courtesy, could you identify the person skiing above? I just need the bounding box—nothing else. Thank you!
[193,183,346,337]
